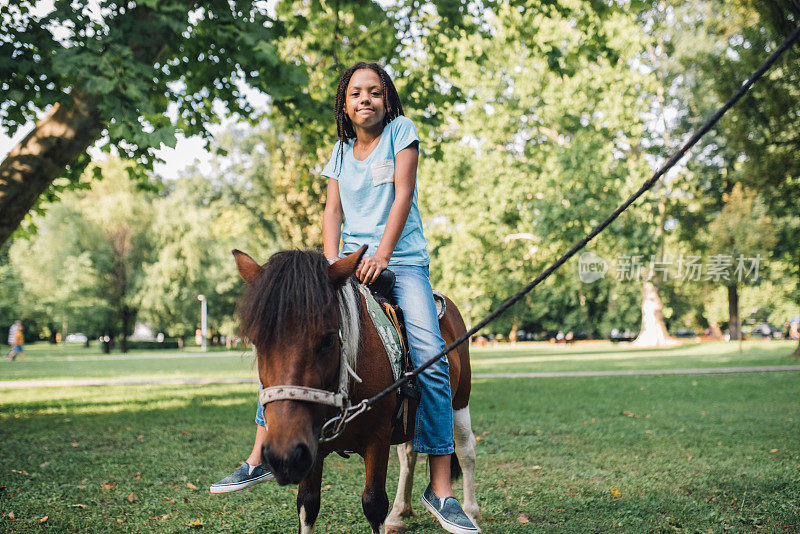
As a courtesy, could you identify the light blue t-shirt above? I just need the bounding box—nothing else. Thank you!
[321,115,430,266]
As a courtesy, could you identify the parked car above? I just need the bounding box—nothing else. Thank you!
[748,323,777,339]
[610,328,636,343]
[65,333,88,343]
[672,328,696,339]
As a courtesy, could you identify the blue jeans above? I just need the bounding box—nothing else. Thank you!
[254,264,454,455]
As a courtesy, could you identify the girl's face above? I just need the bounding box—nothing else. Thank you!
[344,69,386,130]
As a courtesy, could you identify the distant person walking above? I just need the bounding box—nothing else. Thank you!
[6,320,24,360]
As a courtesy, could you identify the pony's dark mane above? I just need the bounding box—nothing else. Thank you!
[237,250,334,348]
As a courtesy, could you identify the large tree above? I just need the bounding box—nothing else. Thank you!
[418,0,658,337]
[9,157,154,352]
[0,0,480,246]
[651,0,800,346]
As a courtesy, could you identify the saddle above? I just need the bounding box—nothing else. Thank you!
[364,270,447,434]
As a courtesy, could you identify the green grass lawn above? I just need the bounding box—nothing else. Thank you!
[1,342,799,532]
[1,340,797,383]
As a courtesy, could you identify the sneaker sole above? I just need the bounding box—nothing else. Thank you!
[209,472,275,493]
[421,495,480,534]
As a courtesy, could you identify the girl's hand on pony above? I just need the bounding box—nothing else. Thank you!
[356,255,389,284]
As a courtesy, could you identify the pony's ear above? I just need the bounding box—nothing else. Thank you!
[232,249,262,283]
[328,245,368,287]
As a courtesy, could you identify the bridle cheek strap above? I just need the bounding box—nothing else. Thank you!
[258,385,345,409]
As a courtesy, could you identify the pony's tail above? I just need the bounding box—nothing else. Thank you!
[450,451,462,481]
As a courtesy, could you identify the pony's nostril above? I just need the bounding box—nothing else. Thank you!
[287,442,312,468]
[263,441,315,485]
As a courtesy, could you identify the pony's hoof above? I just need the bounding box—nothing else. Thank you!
[385,515,408,533]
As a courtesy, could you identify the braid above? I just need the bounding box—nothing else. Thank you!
[332,62,404,176]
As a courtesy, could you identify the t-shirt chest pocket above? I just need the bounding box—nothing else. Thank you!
[370,159,394,186]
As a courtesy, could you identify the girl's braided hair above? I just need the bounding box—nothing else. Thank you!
[331,62,404,176]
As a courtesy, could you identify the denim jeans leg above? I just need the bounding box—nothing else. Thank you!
[255,385,266,427]
[391,265,454,455]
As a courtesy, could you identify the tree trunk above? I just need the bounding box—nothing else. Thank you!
[727,284,741,341]
[0,91,104,246]
[120,306,132,354]
[709,321,724,341]
[47,322,58,344]
[792,337,800,359]
[631,279,679,347]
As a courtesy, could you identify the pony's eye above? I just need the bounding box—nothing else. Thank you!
[318,332,337,352]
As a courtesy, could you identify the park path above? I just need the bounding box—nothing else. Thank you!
[1,365,799,389]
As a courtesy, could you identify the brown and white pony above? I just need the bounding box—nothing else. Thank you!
[233,246,478,533]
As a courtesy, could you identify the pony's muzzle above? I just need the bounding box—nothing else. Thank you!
[263,439,316,485]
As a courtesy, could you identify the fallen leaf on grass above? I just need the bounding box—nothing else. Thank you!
[127,492,136,503]
[186,519,204,528]
[517,514,530,523]
[40,516,48,523]
[610,488,621,498]
[100,482,116,490]
[76,485,86,490]
[39,462,50,468]
[531,465,542,471]
[769,449,779,453]
[623,411,634,417]
[186,483,197,490]
[137,435,144,440]
[67,504,86,509]
[11,470,29,476]
[6,512,14,519]
[475,437,484,443]
[71,442,79,447]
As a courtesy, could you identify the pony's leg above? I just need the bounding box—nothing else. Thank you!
[453,406,479,522]
[386,441,418,532]
[296,457,324,534]
[362,440,391,534]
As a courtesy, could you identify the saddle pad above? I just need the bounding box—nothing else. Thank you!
[357,284,403,381]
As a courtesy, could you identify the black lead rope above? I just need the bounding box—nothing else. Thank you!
[338,24,800,424]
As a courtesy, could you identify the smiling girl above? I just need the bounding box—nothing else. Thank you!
[319,61,478,534]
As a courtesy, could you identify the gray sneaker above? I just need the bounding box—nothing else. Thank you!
[421,484,480,534]
[210,462,274,493]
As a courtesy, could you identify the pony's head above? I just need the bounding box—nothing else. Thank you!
[232,247,366,484]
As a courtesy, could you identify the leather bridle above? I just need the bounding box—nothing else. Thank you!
[257,330,364,443]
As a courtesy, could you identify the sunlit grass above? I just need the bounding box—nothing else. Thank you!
[1,373,798,532]
[1,340,796,383]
